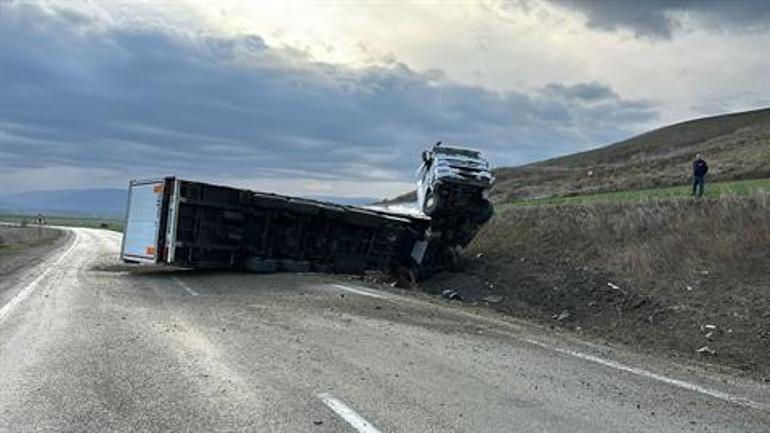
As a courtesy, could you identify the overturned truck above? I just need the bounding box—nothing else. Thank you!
[121,146,494,281]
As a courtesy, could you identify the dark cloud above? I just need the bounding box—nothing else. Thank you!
[544,0,770,39]
[0,3,657,194]
[544,82,617,101]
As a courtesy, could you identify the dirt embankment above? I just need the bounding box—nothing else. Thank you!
[0,225,65,277]
[421,194,770,380]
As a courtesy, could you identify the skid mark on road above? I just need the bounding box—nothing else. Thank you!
[0,230,79,324]
[172,276,199,296]
[318,393,383,433]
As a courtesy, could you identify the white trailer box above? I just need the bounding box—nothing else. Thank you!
[120,179,165,263]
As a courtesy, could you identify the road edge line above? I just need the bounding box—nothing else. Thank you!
[0,229,80,323]
[172,276,199,296]
[318,393,382,433]
[521,338,769,412]
[332,284,387,300]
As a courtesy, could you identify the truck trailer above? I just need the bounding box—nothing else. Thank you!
[120,145,494,280]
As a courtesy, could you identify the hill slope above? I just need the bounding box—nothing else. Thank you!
[492,107,770,201]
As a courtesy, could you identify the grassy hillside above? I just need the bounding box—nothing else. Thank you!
[492,107,770,202]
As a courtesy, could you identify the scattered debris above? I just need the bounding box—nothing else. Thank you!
[482,295,504,304]
[475,252,484,259]
[607,282,621,291]
[685,285,693,291]
[695,346,716,355]
[441,289,462,300]
[555,309,571,321]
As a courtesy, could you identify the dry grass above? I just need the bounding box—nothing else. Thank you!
[0,226,62,254]
[479,193,770,285]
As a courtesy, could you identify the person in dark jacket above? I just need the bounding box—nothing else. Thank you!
[692,154,708,197]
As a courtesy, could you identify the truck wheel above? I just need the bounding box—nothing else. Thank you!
[448,246,464,272]
[395,266,418,288]
[245,257,279,273]
[423,190,441,216]
[473,200,493,224]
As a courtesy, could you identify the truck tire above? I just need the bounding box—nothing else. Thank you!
[473,200,494,224]
[448,246,464,272]
[422,189,441,216]
[280,260,311,272]
[245,257,279,273]
[395,265,419,288]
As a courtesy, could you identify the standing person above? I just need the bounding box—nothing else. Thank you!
[692,154,708,197]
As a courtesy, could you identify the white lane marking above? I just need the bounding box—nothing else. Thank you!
[0,230,80,324]
[172,276,199,296]
[407,300,769,412]
[522,338,769,412]
[332,284,387,300]
[318,393,382,433]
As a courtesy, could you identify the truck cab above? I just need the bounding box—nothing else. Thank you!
[416,143,494,223]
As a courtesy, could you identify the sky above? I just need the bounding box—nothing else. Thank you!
[1,0,769,198]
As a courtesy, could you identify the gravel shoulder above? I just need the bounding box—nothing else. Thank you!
[0,225,67,303]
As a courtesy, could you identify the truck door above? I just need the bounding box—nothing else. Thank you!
[121,179,165,263]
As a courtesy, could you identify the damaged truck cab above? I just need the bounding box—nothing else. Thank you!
[416,142,494,225]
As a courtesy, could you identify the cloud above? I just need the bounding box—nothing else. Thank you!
[0,3,658,196]
[542,0,770,39]
[544,82,617,102]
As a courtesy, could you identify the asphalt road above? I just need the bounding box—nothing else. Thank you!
[1,227,768,432]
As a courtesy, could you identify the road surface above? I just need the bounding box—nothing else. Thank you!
[1,228,768,432]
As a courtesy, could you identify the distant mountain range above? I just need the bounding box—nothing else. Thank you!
[0,188,128,217]
[0,188,379,218]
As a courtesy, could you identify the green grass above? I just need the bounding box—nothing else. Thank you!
[0,244,24,255]
[0,214,123,232]
[502,177,770,209]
